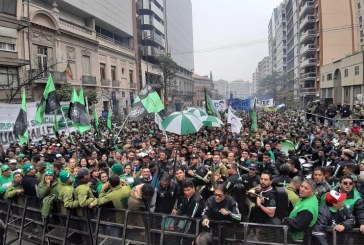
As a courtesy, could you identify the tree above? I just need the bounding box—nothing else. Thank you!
[153,54,179,103]
[58,82,98,109]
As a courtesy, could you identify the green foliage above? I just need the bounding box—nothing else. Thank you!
[57,82,98,107]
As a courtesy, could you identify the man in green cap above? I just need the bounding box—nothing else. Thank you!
[22,163,39,197]
[37,169,58,199]
[0,165,13,198]
[57,170,79,214]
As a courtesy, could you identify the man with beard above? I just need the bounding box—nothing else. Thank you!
[155,174,177,214]
[154,150,174,181]
[260,153,279,179]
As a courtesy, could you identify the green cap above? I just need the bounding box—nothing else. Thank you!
[1,165,10,172]
[23,163,34,175]
[59,170,71,183]
[44,169,54,176]
[16,153,25,158]
[111,163,123,175]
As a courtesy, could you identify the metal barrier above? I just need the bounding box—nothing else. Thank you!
[1,197,364,245]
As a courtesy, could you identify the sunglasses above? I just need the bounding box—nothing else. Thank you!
[342,181,353,186]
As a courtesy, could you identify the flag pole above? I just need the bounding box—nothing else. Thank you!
[60,107,71,135]
[115,112,131,140]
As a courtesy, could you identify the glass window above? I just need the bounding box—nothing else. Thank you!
[37,45,48,77]
[0,0,17,16]
[355,66,360,75]
[344,69,348,77]
[111,66,116,81]
[0,42,15,51]
[100,63,106,80]
[82,56,91,75]
[0,67,18,86]
[129,70,134,83]
[327,73,332,81]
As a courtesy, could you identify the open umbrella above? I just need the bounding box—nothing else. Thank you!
[162,111,203,135]
[185,107,207,118]
[200,115,224,127]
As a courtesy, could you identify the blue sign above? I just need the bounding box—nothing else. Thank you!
[227,98,251,110]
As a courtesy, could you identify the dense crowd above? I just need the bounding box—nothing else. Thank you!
[1,109,364,244]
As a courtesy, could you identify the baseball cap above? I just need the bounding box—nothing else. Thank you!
[342,149,355,158]
[56,154,63,159]
[190,154,199,159]
[16,153,25,158]
[328,150,338,156]
[44,169,54,176]
[277,151,287,158]
[250,153,258,157]
[1,165,10,172]
[325,190,347,204]
[59,170,71,183]
[111,163,123,175]
[9,159,17,164]
[249,163,258,170]
[23,163,34,175]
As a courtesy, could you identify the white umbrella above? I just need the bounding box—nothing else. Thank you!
[200,115,224,127]
[184,107,207,118]
[162,111,203,135]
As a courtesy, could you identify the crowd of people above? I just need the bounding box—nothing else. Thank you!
[0,109,364,244]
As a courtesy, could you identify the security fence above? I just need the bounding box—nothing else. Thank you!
[0,195,363,245]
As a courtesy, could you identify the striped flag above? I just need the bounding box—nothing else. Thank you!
[14,89,28,146]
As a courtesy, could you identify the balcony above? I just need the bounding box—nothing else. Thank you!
[137,0,164,20]
[101,79,111,87]
[82,75,96,86]
[138,15,164,34]
[300,58,316,67]
[300,29,316,43]
[31,70,67,83]
[141,46,163,56]
[299,1,314,18]
[141,30,165,47]
[300,72,316,81]
[182,91,195,97]
[112,80,120,87]
[96,33,134,57]
[301,44,316,55]
[300,87,316,95]
[299,15,315,30]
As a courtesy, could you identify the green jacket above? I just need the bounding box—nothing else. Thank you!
[0,174,13,195]
[5,181,23,199]
[74,182,95,207]
[92,185,131,209]
[37,179,60,199]
[58,182,79,214]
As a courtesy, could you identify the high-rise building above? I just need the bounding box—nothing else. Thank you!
[229,80,252,99]
[136,0,195,111]
[213,80,229,98]
[254,56,271,95]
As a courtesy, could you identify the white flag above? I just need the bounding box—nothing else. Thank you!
[154,112,164,131]
[227,107,242,133]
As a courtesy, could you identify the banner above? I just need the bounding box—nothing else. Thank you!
[227,98,251,110]
[0,102,73,149]
[254,97,274,108]
[212,100,228,112]
[227,107,242,133]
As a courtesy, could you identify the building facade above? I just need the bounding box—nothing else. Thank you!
[229,80,252,99]
[213,79,229,99]
[193,74,214,107]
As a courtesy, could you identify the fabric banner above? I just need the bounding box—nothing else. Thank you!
[0,102,74,149]
[227,107,242,133]
[254,97,274,108]
[212,100,228,112]
[227,98,251,110]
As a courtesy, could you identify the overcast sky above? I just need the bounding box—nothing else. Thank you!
[192,0,283,82]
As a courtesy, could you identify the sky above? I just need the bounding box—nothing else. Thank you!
[191,0,283,82]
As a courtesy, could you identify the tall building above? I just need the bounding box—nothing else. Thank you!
[229,80,252,99]
[213,79,229,98]
[165,0,194,111]
[193,74,214,107]
[136,0,195,111]
[254,56,271,96]
[0,1,29,102]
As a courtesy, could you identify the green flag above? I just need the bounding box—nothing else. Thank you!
[133,85,164,113]
[53,112,59,133]
[250,99,258,132]
[79,86,85,106]
[14,89,28,146]
[204,89,220,119]
[68,88,91,134]
[107,110,112,130]
[93,108,99,132]
[35,74,60,123]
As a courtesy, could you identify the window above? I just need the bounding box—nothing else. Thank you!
[129,69,134,83]
[0,67,18,86]
[122,91,125,97]
[111,66,116,81]
[0,0,17,16]
[322,75,325,81]
[355,66,360,75]
[345,87,351,97]
[358,2,361,9]
[37,46,48,77]
[103,101,109,111]
[82,56,91,75]
[100,63,106,80]
[121,67,125,76]
[327,73,332,81]
[360,16,363,23]
[0,42,15,51]
[344,69,348,77]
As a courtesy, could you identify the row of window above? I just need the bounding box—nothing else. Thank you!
[100,63,134,83]
[322,66,360,81]
[0,42,15,51]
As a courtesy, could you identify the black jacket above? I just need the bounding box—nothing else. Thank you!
[22,175,39,197]
[201,195,241,222]
[312,204,355,245]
